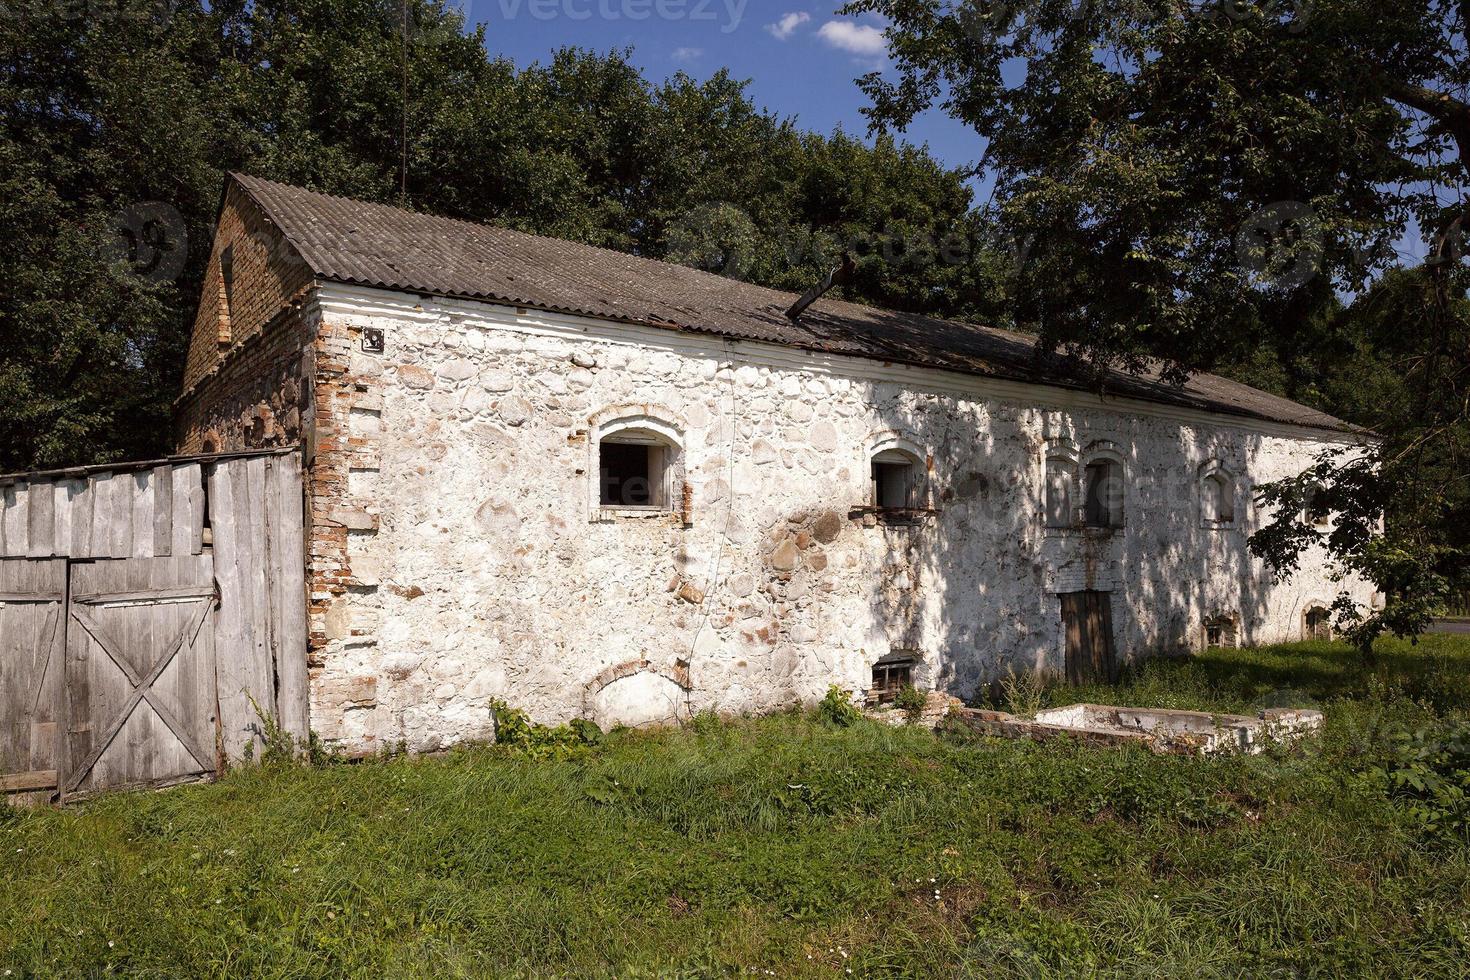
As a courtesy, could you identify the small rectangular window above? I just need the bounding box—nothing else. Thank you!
[870,654,915,703]
[600,440,666,508]
[1304,490,1330,527]
[872,462,911,510]
[1204,617,1237,648]
[871,449,918,511]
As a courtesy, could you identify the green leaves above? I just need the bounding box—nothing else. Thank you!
[858,0,1470,643]
[1372,723,1470,843]
[818,686,864,727]
[1,4,996,472]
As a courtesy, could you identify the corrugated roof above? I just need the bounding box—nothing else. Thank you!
[232,173,1356,434]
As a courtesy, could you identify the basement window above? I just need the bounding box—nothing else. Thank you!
[1304,605,1332,641]
[599,436,669,509]
[870,653,916,704]
[1203,616,1238,649]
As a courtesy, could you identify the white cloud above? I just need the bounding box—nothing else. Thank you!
[816,19,887,57]
[764,11,810,41]
[672,46,703,63]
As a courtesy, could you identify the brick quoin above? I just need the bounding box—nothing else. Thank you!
[173,184,371,686]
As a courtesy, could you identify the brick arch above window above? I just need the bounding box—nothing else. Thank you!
[587,401,687,438]
[1081,439,1126,466]
[866,430,925,464]
[1043,438,1080,466]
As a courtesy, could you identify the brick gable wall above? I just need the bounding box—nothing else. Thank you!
[182,184,315,391]
[173,187,376,700]
[175,184,319,455]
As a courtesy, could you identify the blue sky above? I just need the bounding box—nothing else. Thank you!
[465,0,993,200]
[461,0,1438,268]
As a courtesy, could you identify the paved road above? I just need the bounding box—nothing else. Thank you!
[1430,620,1470,635]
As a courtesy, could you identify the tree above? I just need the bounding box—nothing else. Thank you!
[0,0,996,473]
[849,0,1470,644]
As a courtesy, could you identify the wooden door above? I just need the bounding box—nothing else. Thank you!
[1062,591,1116,684]
[0,559,66,798]
[64,554,218,797]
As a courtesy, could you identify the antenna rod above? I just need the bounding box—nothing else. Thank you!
[399,0,409,201]
[785,253,856,322]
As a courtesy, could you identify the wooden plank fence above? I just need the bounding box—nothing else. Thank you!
[0,450,307,802]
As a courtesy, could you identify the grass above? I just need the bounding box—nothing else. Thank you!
[4,636,1470,978]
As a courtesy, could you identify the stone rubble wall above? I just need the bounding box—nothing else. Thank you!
[299,285,1374,754]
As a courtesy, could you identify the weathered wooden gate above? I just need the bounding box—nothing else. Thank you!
[0,450,308,802]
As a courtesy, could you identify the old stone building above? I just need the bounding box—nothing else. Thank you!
[176,174,1374,753]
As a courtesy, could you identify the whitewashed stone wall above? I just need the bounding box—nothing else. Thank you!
[305,284,1374,752]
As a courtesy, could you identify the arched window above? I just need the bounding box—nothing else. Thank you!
[591,409,684,514]
[1081,443,1125,529]
[1303,488,1330,527]
[1199,462,1236,527]
[1044,455,1075,528]
[1303,605,1332,641]
[868,436,925,512]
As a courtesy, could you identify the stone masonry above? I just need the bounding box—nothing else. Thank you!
[288,285,1370,753]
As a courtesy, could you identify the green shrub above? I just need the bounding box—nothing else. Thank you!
[895,683,927,720]
[818,685,863,727]
[490,700,602,758]
[1373,722,1470,842]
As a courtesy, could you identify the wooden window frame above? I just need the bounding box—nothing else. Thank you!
[870,654,916,704]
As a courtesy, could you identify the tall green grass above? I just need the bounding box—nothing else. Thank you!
[3,636,1469,977]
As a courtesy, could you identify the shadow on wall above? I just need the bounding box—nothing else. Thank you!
[864,395,1281,703]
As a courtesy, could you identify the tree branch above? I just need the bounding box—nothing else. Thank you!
[1380,77,1470,154]
[1378,76,1470,265]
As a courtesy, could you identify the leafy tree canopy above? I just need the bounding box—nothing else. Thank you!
[0,0,996,472]
[849,0,1470,643]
